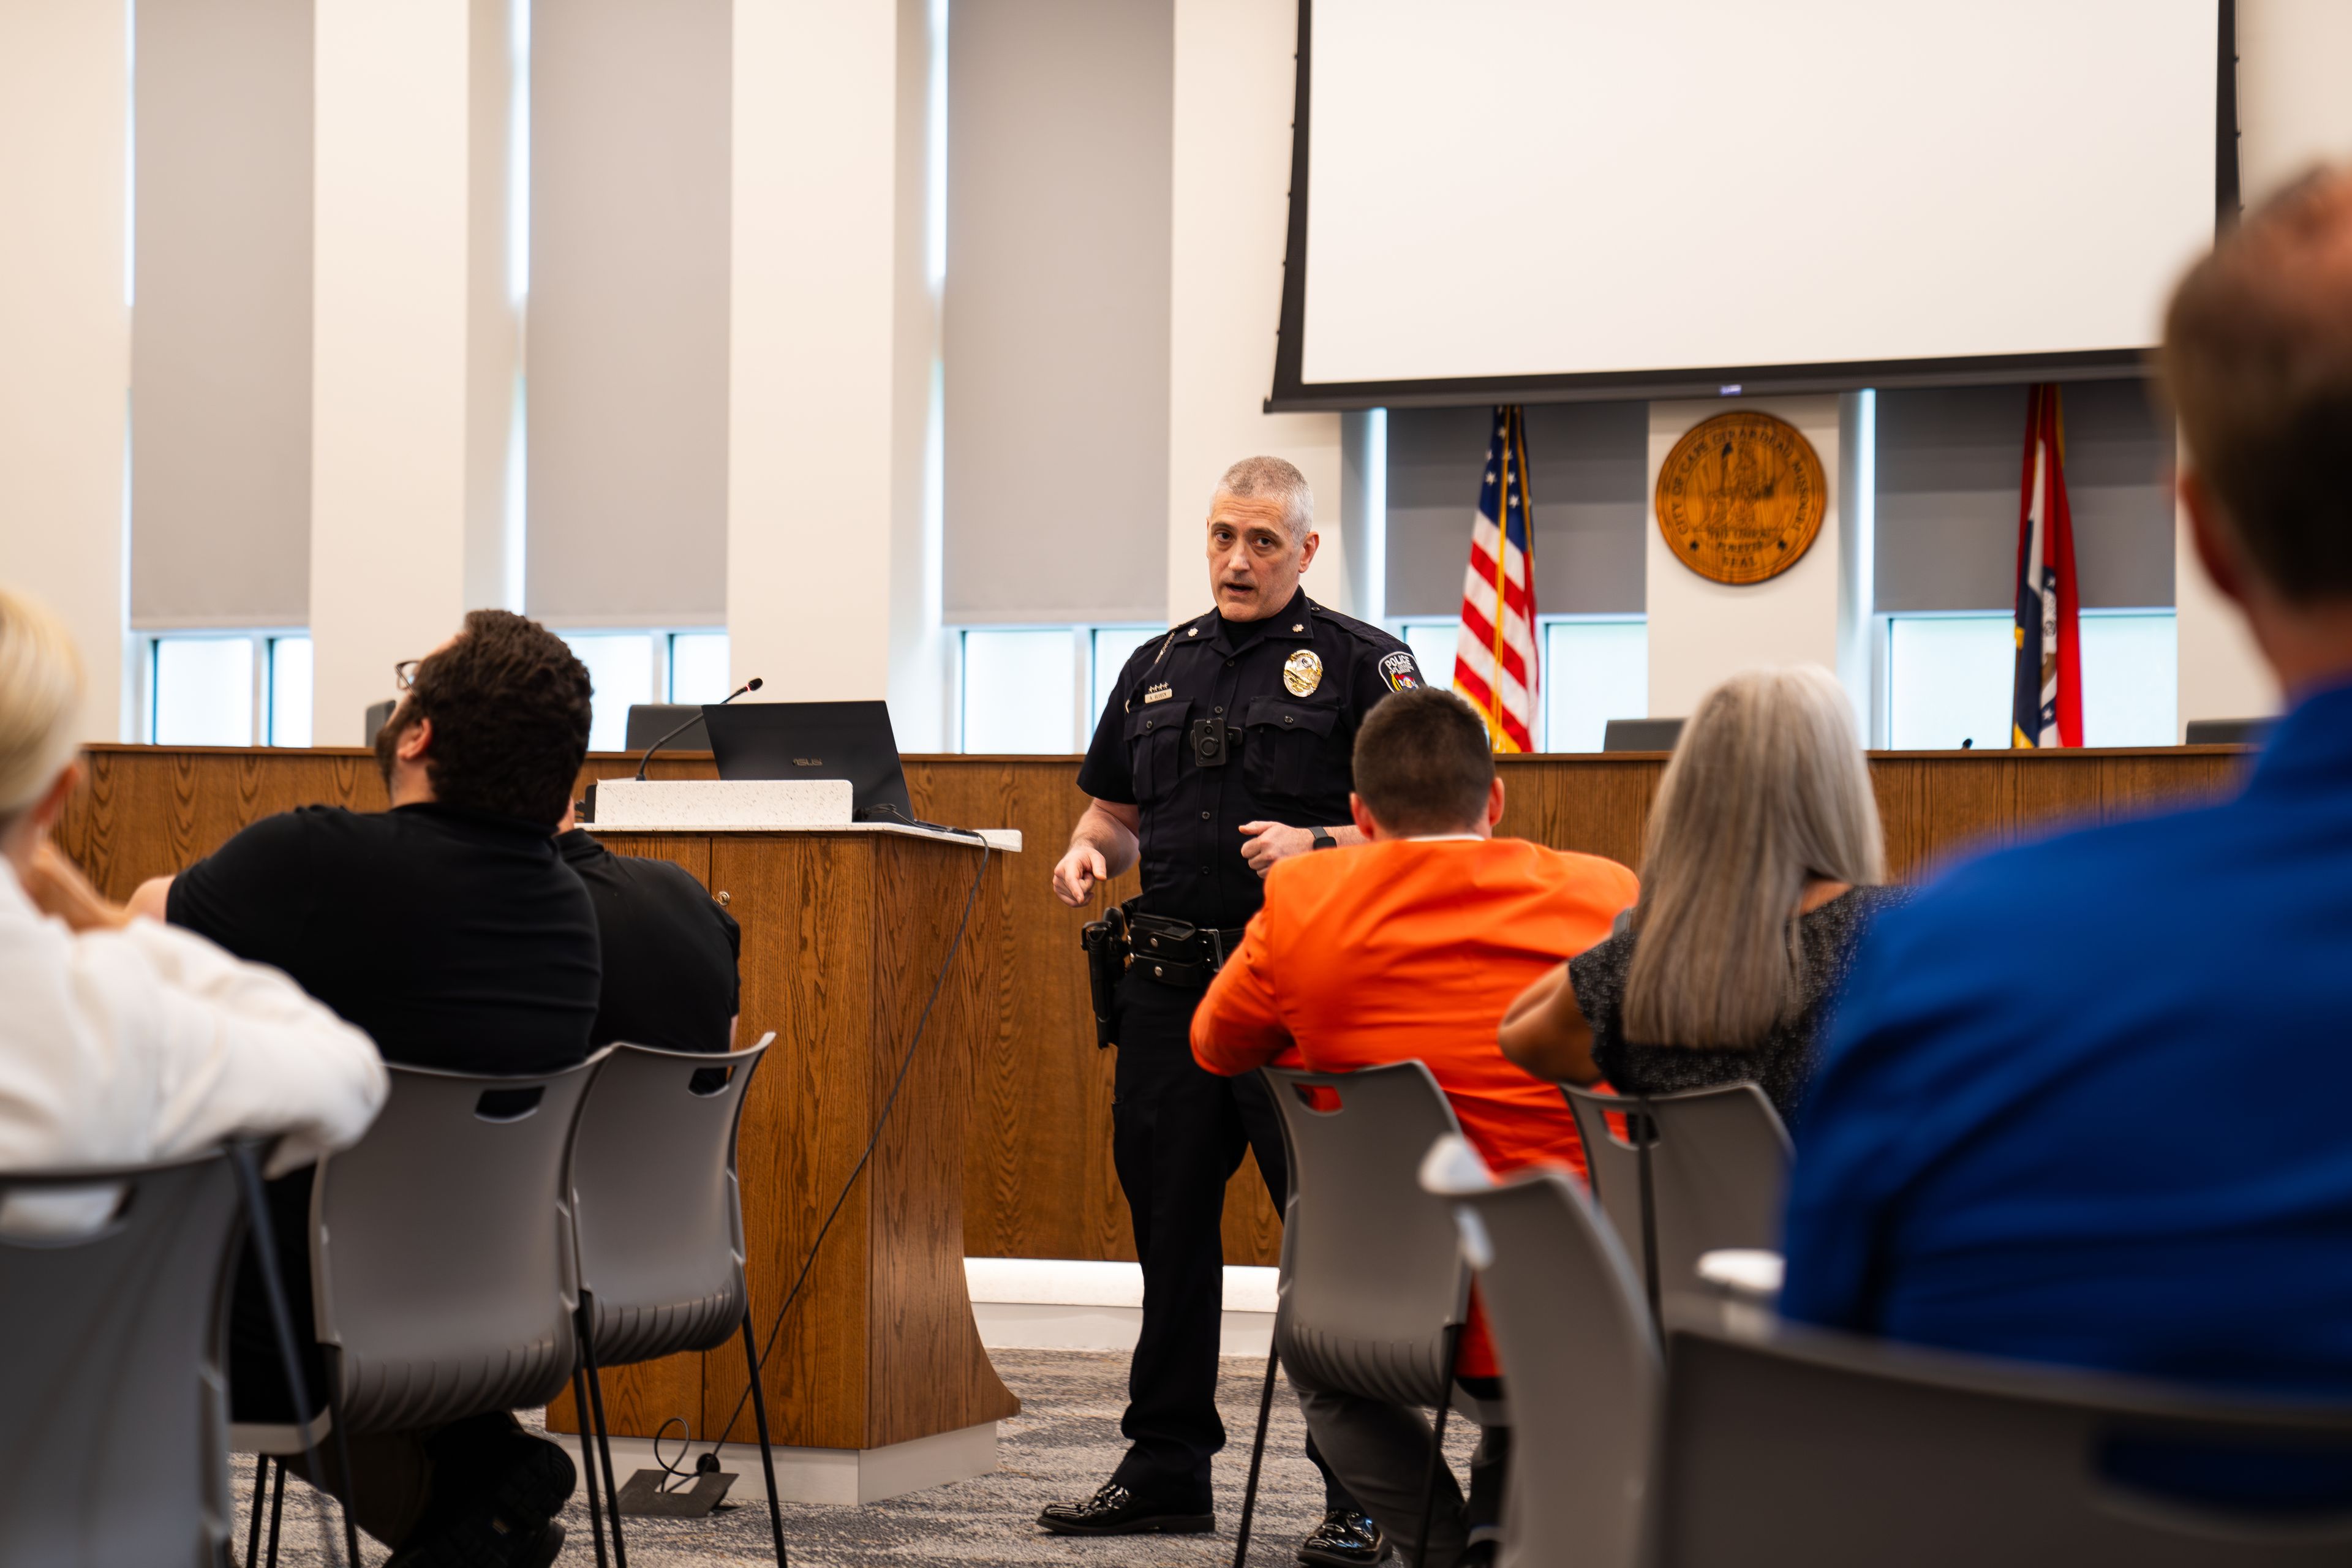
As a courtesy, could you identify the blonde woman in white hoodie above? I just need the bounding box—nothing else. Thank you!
[0,582,386,1205]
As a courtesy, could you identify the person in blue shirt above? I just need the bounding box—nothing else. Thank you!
[1783,166,2352,1476]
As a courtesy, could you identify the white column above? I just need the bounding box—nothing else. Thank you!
[1166,0,1347,625]
[729,0,940,741]
[2174,445,2280,734]
[1644,395,1858,721]
[0,1,130,742]
[309,0,516,745]
[2166,0,2348,733]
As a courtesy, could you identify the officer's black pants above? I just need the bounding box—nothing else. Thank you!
[1109,968,1352,1510]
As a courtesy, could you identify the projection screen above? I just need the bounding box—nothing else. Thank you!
[1270,0,2227,408]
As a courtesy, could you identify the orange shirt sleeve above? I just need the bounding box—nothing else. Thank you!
[1190,906,1293,1076]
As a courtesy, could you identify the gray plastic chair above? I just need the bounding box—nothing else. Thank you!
[1559,1082,1791,1317]
[1659,1308,2352,1567]
[240,1051,609,1563]
[566,1035,784,1567]
[1421,1137,1659,1568]
[0,1150,243,1567]
[1237,1062,1473,1568]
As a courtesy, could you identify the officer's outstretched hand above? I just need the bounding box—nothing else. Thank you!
[1053,843,1109,907]
[1240,821,1314,876]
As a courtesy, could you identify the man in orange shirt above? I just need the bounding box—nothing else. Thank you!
[1193,686,1637,1567]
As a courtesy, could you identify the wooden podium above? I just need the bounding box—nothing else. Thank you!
[548,821,1022,1502]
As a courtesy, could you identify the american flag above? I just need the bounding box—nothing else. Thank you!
[1452,406,1538,752]
[2011,383,2081,748]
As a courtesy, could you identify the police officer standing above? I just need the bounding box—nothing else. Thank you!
[1042,457,1422,1565]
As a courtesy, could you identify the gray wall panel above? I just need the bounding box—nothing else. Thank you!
[1875,380,2173,614]
[944,0,1171,626]
[527,0,730,627]
[130,0,313,628]
[1385,401,1646,619]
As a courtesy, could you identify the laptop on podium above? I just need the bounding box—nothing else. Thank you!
[701,699,916,824]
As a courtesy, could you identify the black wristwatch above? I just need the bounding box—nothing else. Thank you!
[1310,827,1338,852]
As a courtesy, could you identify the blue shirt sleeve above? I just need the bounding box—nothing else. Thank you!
[1776,898,1934,1332]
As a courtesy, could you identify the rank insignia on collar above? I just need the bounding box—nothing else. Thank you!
[1379,651,1422,692]
[1283,649,1324,696]
[1144,682,1173,703]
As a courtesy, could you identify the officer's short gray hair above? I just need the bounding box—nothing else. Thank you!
[1212,456,1314,541]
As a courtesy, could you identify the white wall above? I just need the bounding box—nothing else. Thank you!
[2166,0,2352,732]
[309,0,516,745]
[0,1,130,744]
[1644,395,1859,722]
[1164,0,1347,625]
[728,0,941,744]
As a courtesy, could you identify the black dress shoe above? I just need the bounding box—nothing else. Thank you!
[1297,1507,1389,1566]
[1037,1480,1214,1536]
[388,1426,576,1567]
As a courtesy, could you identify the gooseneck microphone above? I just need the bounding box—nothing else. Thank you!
[635,677,763,780]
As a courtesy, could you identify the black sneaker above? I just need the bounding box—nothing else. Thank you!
[1037,1480,1215,1536]
[387,1428,576,1567]
[1298,1507,1389,1566]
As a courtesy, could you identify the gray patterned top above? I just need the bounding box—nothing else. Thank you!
[1567,884,1908,1127]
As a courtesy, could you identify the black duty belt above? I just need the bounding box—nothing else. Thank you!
[1125,909,1250,990]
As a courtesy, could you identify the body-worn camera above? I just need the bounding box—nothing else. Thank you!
[1190,716,1231,769]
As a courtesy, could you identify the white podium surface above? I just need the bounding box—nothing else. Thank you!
[584,778,1021,851]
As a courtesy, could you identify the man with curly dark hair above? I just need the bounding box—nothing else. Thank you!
[131,609,601,1568]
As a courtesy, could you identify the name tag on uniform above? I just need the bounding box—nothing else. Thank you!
[1144,683,1173,703]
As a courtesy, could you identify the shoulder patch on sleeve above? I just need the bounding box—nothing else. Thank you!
[1378,650,1423,692]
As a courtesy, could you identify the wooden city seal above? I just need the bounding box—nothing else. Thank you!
[1654,412,1827,585]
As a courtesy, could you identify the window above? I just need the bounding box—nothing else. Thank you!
[1542,618,1648,753]
[668,631,733,704]
[1396,622,1459,691]
[151,637,254,747]
[146,631,313,747]
[962,629,1080,753]
[1391,615,1649,752]
[1886,611,2177,750]
[954,624,1162,754]
[556,630,733,752]
[1090,626,1162,725]
[267,636,313,747]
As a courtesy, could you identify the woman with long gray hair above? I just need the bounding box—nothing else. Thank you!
[1498,664,1901,1123]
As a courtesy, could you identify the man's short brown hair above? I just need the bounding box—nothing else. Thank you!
[395,609,592,827]
[2162,165,2352,602]
[1351,686,1494,835]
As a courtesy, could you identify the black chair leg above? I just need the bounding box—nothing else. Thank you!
[228,1142,352,1568]
[739,1308,789,1567]
[327,1395,363,1568]
[1412,1327,1465,1568]
[1231,1346,1281,1568]
[246,1453,269,1567]
[1634,1100,1661,1324]
[578,1298,630,1568]
[573,1365,611,1568]
[264,1458,287,1568]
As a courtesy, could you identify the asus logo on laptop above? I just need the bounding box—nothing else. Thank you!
[793,757,821,766]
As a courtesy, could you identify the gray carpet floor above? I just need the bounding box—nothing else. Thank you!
[235,1349,1478,1567]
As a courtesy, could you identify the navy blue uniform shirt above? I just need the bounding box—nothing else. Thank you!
[1076,589,1421,929]
[1784,679,2352,1403]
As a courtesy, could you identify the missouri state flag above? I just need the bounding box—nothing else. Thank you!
[2011,383,2081,748]
[1452,406,1538,752]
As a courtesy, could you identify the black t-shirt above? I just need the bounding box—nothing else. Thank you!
[1076,589,1421,928]
[556,829,741,1054]
[172,801,601,1423]
[168,802,601,1074]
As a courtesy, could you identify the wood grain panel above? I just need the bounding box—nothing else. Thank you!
[701,832,876,1450]
[58,742,2253,1288]
[865,837,1020,1446]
